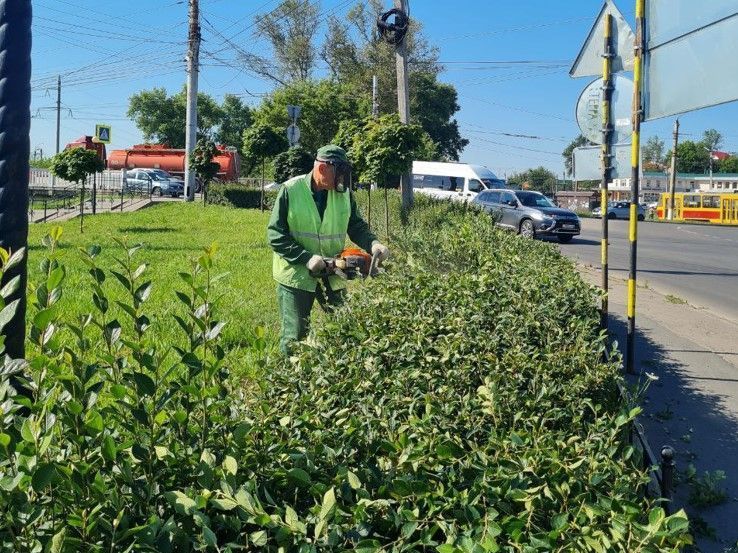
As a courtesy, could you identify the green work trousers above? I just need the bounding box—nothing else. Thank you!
[277,282,345,354]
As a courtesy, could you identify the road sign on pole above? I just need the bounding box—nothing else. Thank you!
[576,75,633,145]
[95,124,112,144]
[287,124,301,147]
[570,0,635,78]
[287,105,301,121]
[643,5,738,120]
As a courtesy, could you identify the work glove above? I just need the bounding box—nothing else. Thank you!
[306,255,326,273]
[371,241,390,263]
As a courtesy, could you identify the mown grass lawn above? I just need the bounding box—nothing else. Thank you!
[28,202,279,373]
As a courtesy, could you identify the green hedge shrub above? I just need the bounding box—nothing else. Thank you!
[0,201,691,551]
[208,183,278,210]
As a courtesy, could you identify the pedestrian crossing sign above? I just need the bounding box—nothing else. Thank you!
[95,124,112,144]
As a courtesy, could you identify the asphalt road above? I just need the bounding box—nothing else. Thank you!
[556,218,738,323]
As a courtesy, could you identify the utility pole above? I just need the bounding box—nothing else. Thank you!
[53,75,61,189]
[184,0,200,202]
[668,119,679,220]
[372,75,379,118]
[394,0,413,210]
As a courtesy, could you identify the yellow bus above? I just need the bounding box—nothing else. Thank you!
[656,192,738,225]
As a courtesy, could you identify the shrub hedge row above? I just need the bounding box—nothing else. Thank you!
[0,200,690,551]
[207,184,278,210]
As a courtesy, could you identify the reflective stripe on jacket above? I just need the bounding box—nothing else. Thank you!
[272,173,351,292]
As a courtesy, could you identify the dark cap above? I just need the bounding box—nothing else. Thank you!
[316,144,349,164]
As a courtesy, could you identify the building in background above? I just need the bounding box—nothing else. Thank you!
[608,172,738,202]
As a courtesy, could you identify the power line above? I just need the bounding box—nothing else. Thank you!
[459,93,574,122]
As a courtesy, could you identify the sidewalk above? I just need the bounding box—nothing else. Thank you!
[30,197,157,223]
[578,264,738,552]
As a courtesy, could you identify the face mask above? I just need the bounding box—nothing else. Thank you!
[325,161,352,193]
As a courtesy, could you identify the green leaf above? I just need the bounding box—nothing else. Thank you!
[0,299,20,331]
[33,308,56,329]
[0,275,20,298]
[436,545,457,553]
[110,384,128,399]
[32,463,57,491]
[223,455,238,476]
[0,433,11,448]
[50,528,66,553]
[287,468,311,487]
[47,266,65,289]
[154,446,171,460]
[250,530,268,547]
[165,491,197,515]
[211,497,238,511]
[285,505,299,528]
[102,436,117,462]
[347,470,361,489]
[85,410,104,433]
[133,372,156,397]
[319,487,336,521]
[202,526,217,547]
[20,417,35,442]
[135,281,153,303]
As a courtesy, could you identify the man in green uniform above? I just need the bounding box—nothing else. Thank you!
[267,145,390,354]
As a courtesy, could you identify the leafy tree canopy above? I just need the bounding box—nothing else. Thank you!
[344,114,430,187]
[273,146,315,184]
[50,147,104,184]
[562,135,592,177]
[508,167,558,194]
[128,88,250,150]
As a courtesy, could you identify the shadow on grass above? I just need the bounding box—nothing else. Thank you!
[118,226,178,234]
[608,315,738,551]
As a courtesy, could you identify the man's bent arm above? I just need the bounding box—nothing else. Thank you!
[267,187,313,265]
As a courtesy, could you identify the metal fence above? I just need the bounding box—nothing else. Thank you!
[29,173,156,223]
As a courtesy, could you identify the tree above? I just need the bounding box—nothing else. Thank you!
[320,0,466,160]
[214,95,252,151]
[273,146,314,183]
[243,124,288,210]
[718,155,738,173]
[347,114,429,188]
[250,79,364,155]
[50,148,104,232]
[508,167,558,195]
[703,129,723,152]
[643,136,666,168]
[562,135,591,176]
[410,72,468,160]
[243,0,320,85]
[666,140,711,174]
[190,139,220,203]
[127,88,245,149]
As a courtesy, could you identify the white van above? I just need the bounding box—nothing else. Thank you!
[412,162,506,202]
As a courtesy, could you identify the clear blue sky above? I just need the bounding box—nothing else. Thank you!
[30,0,738,178]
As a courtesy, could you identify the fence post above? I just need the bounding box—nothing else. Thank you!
[660,445,675,514]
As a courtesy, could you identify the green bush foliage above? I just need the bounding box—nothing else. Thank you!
[0,200,691,551]
[207,183,279,210]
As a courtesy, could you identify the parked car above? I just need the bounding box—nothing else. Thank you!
[473,189,581,243]
[123,168,184,197]
[412,161,506,203]
[592,201,646,220]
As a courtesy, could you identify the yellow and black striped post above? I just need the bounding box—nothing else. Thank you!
[600,13,614,331]
[626,0,646,375]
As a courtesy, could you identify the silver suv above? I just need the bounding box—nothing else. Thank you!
[473,189,581,243]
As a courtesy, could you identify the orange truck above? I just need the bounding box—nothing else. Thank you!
[65,138,241,182]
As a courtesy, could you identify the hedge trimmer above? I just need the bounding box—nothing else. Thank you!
[310,247,382,280]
